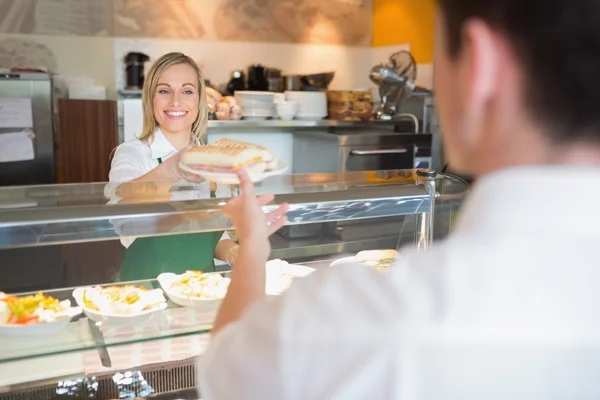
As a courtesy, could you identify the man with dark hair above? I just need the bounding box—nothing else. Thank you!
[197,1,600,398]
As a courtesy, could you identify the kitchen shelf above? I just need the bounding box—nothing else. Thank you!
[206,119,415,129]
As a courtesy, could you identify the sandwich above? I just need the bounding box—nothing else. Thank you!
[181,144,269,174]
[211,138,278,171]
[355,249,399,270]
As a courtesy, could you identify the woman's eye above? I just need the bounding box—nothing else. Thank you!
[184,90,194,95]
[158,89,170,95]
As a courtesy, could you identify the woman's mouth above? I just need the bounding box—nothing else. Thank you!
[164,110,188,120]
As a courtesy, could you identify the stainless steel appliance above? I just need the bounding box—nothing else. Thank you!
[0,73,61,293]
[0,72,55,185]
[292,130,431,173]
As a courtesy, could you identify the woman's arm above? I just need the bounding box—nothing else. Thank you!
[215,238,239,264]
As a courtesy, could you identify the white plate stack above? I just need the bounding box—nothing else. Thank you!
[234,91,275,120]
[285,91,328,120]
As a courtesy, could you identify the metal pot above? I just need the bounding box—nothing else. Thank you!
[284,75,302,91]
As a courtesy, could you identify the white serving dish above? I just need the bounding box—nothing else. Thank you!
[329,256,359,268]
[72,287,167,326]
[157,272,226,312]
[157,261,316,309]
[265,259,316,295]
[330,256,396,270]
[0,302,81,337]
[235,91,275,97]
[178,161,288,184]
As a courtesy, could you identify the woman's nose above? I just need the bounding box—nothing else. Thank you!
[169,92,181,107]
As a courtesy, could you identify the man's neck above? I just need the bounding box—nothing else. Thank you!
[474,127,600,178]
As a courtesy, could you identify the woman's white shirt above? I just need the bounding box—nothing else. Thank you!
[108,129,230,248]
[110,128,176,183]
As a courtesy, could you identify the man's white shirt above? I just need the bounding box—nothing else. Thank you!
[198,166,600,399]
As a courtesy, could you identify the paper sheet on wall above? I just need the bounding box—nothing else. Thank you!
[0,132,34,163]
[0,98,33,128]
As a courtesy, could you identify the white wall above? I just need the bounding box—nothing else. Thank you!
[114,39,376,92]
[113,39,432,96]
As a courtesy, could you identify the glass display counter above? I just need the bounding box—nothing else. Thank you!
[0,169,469,399]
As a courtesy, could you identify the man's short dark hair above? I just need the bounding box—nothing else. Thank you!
[439,0,600,144]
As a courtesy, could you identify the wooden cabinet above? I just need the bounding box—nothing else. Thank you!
[57,99,118,183]
[56,99,123,287]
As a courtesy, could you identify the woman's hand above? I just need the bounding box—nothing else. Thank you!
[161,147,206,183]
[222,170,288,262]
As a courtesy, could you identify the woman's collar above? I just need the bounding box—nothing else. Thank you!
[149,129,177,160]
[149,129,198,160]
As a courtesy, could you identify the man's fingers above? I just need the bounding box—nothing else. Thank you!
[257,193,275,205]
[266,203,288,221]
[267,214,288,236]
[236,169,255,197]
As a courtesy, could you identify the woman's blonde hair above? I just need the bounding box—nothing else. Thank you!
[139,52,208,144]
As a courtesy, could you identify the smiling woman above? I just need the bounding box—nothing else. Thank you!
[108,52,238,282]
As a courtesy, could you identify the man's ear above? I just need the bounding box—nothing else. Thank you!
[459,18,501,140]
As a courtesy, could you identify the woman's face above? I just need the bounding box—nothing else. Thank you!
[153,63,200,136]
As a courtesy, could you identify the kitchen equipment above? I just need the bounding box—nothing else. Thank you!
[370,51,417,120]
[267,77,284,92]
[124,52,150,90]
[293,130,431,174]
[265,68,283,92]
[247,64,268,91]
[226,69,246,95]
[327,90,373,121]
[301,72,335,91]
[0,73,55,186]
[284,75,302,91]
[285,91,328,119]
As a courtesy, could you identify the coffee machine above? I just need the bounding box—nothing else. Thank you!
[124,52,150,90]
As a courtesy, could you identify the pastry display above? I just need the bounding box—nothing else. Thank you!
[215,95,242,121]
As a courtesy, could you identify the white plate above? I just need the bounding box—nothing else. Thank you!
[0,308,82,337]
[235,91,275,96]
[72,288,167,326]
[157,261,315,309]
[157,272,225,312]
[265,259,315,295]
[178,161,288,184]
[329,256,358,268]
[330,256,395,270]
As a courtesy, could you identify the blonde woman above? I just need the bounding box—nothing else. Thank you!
[109,52,237,281]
